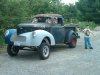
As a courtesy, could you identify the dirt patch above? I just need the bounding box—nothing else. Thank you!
[0,46,6,54]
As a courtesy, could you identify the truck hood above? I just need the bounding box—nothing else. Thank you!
[17,23,50,35]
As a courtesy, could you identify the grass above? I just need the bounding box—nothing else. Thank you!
[64,19,97,30]
[0,36,5,50]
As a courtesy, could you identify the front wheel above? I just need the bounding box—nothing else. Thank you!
[68,35,77,48]
[38,43,50,60]
[7,45,19,56]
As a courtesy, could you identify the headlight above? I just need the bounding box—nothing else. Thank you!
[32,31,36,37]
[5,30,9,36]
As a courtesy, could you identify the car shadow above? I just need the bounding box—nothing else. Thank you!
[13,51,39,61]
[51,44,74,52]
[10,44,74,61]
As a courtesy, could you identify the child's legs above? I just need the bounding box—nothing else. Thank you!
[87,37,92,48]
[84,37,88,48]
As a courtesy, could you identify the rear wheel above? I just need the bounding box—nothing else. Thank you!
[7,45,19,56]
[68,35,77,48]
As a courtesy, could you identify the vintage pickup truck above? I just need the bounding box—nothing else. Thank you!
[5,14,78,60]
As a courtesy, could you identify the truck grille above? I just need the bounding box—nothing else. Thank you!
[13,36,26,42]
[17,27,38,35]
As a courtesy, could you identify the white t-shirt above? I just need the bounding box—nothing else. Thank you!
[83,28,92,37]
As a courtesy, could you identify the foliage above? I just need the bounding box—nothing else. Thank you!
[0,0,99,46]
[0,36,5,46]
[76,0,100,24]
[0,0,77,35]
[78,21,97,30]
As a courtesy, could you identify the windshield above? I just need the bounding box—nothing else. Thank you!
[31,16,63,26]
[32,17,52,23]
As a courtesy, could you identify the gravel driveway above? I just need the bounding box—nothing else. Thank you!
[0,31,100,75]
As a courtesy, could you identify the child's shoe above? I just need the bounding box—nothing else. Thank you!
[90,47,93,49]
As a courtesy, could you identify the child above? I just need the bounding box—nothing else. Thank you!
[83,25,94,49]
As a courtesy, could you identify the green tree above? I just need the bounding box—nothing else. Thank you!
[76,0,100,24]
[0,0,66,45]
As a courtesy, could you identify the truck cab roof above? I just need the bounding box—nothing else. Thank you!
[33,14,63,18]
[32,14,64,25]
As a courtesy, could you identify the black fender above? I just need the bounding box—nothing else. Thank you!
[65,30,77,43]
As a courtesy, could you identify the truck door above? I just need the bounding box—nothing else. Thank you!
[51,24,65,44]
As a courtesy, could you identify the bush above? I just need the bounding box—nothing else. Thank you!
[0,36,5,47]
[78,21,97,30]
